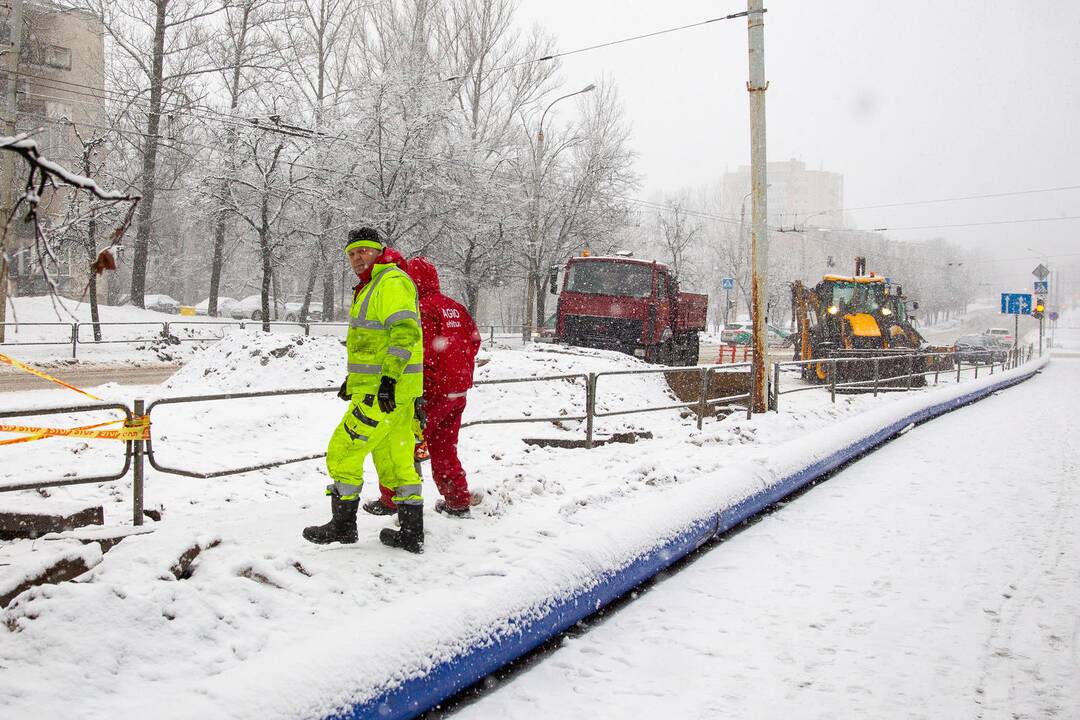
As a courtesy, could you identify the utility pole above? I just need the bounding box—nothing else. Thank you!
[0,0,23,344]
[746,0,769,412]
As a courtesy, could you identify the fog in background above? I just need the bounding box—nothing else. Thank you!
[517,0,1080,296]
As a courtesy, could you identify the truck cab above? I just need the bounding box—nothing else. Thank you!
[551,255,707,366]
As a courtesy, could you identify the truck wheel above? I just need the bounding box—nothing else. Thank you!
[662,340,677,366]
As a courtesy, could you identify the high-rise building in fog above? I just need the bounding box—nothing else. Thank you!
[721,159,845,230]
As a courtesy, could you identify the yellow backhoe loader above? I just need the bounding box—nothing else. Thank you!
[790,257,951,386]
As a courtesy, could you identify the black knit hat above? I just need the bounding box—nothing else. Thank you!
[345,226,383,253]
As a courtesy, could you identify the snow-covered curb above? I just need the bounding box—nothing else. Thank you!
[333,356,1048,720]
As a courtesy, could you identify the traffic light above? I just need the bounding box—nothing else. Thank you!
[1033,299,1045,319]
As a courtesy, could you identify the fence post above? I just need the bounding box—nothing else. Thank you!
[990,353,995,375]
[585,373,596,449]
[873,357,880,397]
[132,398,145,526]
[933,356,940,385]
[304,323,311,337]
[489,326,495,343]
[771,362,780,412]
[974,359,979,379]
[162,322,170,340]
[905,354,913,390]
[829,359,836,403]
[696,367,708,430]
[956,352,961,383]
[71,322,78,359]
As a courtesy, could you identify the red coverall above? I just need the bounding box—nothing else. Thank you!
[379,256,481,511]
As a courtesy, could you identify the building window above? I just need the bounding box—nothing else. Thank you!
[46,45,72,71]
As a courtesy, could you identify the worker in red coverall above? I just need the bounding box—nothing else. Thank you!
[363,256,482,518]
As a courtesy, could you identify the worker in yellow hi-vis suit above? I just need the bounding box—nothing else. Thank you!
[302,227,425,553]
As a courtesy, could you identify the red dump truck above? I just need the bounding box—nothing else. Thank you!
[550,255,708,366]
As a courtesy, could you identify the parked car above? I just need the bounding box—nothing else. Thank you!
[982,327,1014,346]
[720,322,791,346]
[956,334,1008,363]
[143,294,181,314]
[230,295,288,321]
[284,301,323,322]
[194,296,238,317]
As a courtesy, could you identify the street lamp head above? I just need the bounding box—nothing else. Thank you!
[581,83,596,93]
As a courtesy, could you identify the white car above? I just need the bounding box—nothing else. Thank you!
[194,296,238,317]
[284,301,324,322]
[720,322,791,346]
[143,294,181,314]
[983,327,1014,346]
[230,295,288,321]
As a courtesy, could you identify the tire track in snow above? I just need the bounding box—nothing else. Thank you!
[973,365,1078,718]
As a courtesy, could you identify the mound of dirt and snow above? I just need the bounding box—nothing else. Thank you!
[158,330,344,395]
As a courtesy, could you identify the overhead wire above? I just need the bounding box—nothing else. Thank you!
[442,11,758,82]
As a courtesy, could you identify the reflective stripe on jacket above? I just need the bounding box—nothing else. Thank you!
[346,261,423,401]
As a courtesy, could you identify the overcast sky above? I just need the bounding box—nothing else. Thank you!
[515,0,1080,293]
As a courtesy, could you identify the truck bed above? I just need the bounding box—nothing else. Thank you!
[675,292,708,332]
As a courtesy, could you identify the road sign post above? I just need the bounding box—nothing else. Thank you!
[721,278,735,326]
[1000,292,1032,315]
[1001,292,1033,350]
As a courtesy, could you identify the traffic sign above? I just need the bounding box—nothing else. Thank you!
[721,277,735,290]
[1050,311,1059,321]
[1034,280,1049,294]
[1000,292,1032,315]
[1032,264,1050,280]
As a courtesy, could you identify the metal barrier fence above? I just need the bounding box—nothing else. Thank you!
[0,345,1038,524]
[0,401,138,520]
[1,320,535,358]
[771,345,1034,410]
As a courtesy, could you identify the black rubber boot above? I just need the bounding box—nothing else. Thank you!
[362,499,396,517]
[434,499,471,518]
[302,492,359,544]
[379,504,424,554]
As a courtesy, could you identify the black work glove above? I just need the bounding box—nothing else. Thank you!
[377,375,397,413]
[337,378,350,401]
[414,397,427,429]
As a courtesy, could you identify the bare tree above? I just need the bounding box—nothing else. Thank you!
[519,80,639,327]
[208,129,307,330]
[201,0,284,316]
[271,0,364,320]
[74,0,222,307]
[431,0,556,314]
[0,133,139,325]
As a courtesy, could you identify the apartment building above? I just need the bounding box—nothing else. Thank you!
[5,0,105,296]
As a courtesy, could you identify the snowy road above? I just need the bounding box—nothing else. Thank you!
[459,358,1080,719]
[0,364,180,393]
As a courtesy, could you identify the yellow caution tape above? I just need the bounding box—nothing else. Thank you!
[0,415,150,445]
[0,352,103,401]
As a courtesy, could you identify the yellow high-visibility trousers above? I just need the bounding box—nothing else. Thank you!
[325,394,422,506]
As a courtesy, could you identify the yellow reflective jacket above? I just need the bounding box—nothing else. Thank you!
[346,261,423,402]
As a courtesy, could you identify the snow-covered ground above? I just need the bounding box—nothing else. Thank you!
[0,316,1059,719]
[459,325,1080,719]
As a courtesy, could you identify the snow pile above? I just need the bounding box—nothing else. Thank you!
[159,330,344,395]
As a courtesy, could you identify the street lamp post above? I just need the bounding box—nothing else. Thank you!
[523,83,596,343]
